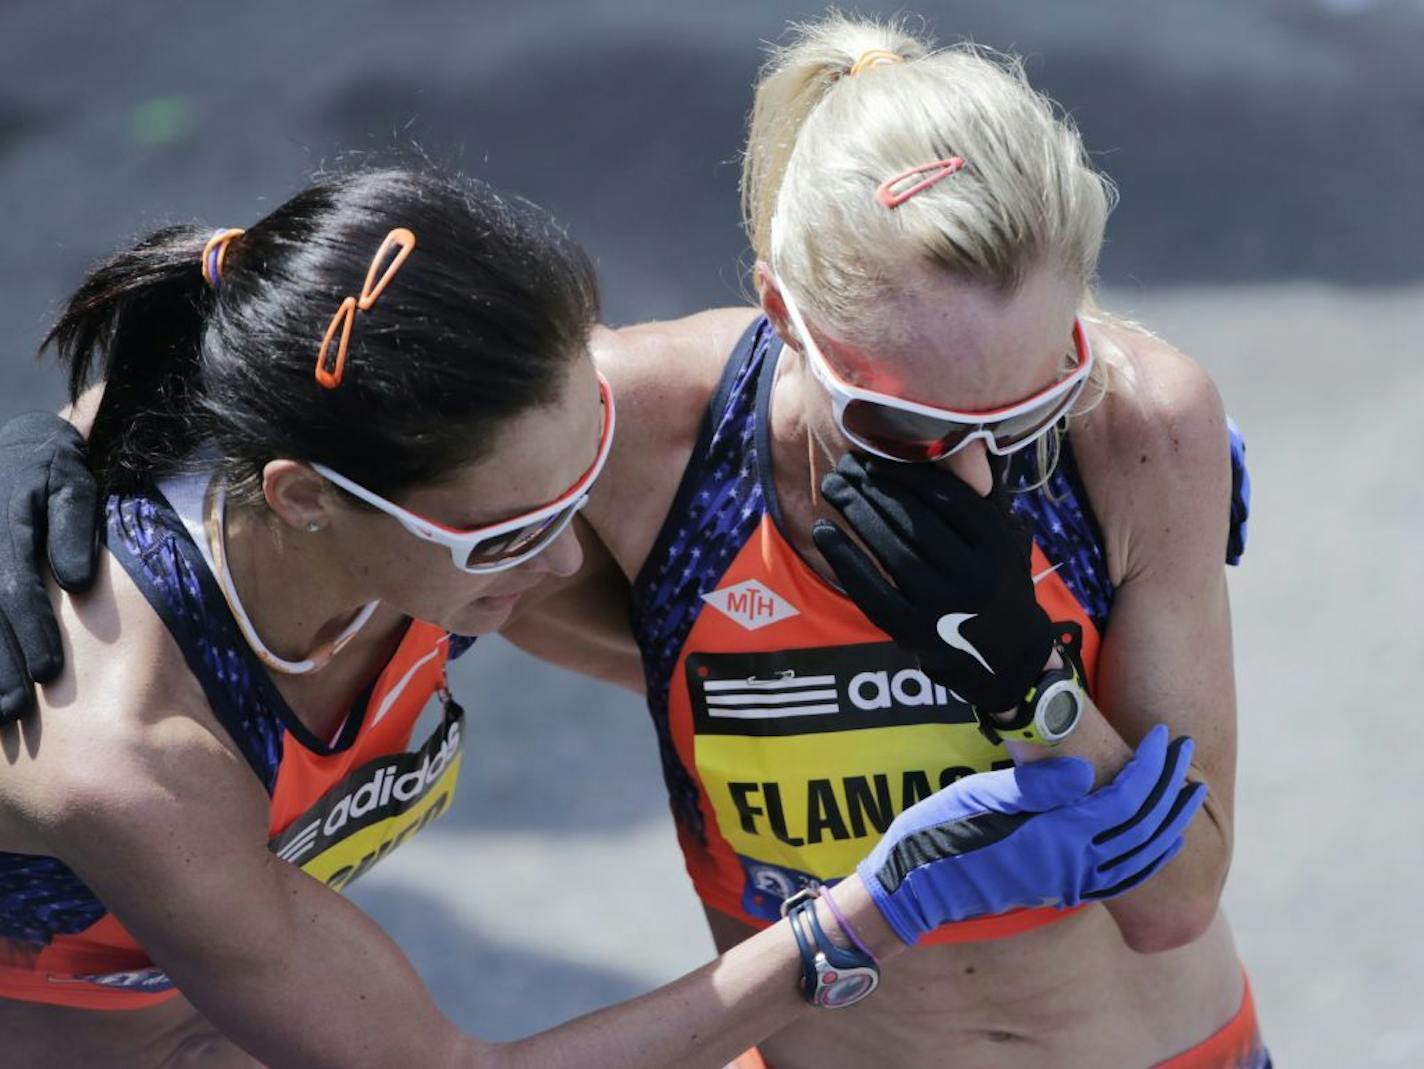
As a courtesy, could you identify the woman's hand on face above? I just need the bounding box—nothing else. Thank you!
[857,724,1206,944]
[811,452,1054,713]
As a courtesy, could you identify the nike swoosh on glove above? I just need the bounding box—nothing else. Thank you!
[813,452,1053,712]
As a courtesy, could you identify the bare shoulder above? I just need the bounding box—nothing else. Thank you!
[587,307,761,571]
[0,551,266,858]
[592,306,760,441]
[1072,317,1232,584]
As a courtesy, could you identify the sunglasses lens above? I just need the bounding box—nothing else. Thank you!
[458,502,579,570]
[987,385,1082,451]
[842,400,974,462]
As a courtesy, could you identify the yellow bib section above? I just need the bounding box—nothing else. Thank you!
[701,722,1007,880]
[689,644,1014,882]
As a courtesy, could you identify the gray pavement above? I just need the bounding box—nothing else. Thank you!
[4,2,1423,1065]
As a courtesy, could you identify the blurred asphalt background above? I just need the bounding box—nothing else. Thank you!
[3,1,1423,1065]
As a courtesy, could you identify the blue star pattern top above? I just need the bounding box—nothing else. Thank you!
[630,319,775,843]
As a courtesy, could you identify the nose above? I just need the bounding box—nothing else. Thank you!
[519,522,585,580]
[943,438,994,497]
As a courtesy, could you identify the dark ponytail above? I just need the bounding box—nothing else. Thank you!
[44,225,215,492]
[42,169,601,500]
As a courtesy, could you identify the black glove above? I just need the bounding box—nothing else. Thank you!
[812,453,1054,712]
[0,412,101,721]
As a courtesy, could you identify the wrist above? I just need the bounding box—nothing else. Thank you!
[982,651,1062,725]
[830,875,909,962]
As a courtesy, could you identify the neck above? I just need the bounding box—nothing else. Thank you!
[220,498,377,671]
[766,343,848,569]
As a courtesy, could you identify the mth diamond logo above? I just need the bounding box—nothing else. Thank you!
[701,579,799,631]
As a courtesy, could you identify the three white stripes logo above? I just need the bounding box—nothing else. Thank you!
[276,818,321,863]
[703,673,841,720]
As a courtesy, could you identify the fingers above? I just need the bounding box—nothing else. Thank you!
[45,451,101,593]
[1082,831,1189,902]
[1092,732,1194,848]
[0,573,64,687]
[2,495,65,684]
[1074,724,1171,837]
[818,473,932,581]
[852,454,1006,545]
[810,520,904,632]
[822,464,970,579]
[0,615,38,723]
[1094,782,1207,885]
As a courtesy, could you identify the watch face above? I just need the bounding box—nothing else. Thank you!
[1042,687,1080,737]
[816,967,878,1008]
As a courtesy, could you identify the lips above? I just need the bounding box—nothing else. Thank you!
[475,591,523,609]
[473,582,539,610]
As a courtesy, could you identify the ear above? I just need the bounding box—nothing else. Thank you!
[262,460,331,533]
[754,261,800,353]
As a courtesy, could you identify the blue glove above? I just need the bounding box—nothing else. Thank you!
[859,725,1205,944]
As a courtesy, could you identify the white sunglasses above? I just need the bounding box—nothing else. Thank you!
[780,284,1093,463]
[311,372,615,573]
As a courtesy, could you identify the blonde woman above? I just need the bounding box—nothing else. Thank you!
[507,16,1261,1068]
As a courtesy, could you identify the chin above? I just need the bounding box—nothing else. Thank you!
[444,594,521,635]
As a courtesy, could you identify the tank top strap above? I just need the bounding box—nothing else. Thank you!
[1006,415,1252,635]
[631,315,778,839]
[106,489,290,790]
[1006,434,1115,633]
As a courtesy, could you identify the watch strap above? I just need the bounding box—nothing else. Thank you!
[973,643,1082,746]
[782,890,879,1006]
[785,896,820,1000]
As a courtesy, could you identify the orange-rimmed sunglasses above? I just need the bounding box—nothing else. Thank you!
[311,373,616,573]
[780,283,1093,464]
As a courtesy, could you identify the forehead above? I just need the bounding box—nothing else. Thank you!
[402,358,602,525]
[821,267,1081,408]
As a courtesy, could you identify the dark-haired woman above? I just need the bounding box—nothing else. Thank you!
[0,167,1200,1067]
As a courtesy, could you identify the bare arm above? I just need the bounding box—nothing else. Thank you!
[499,515,645,692]
[1047,342,1238,952]
[499,311,761,693]
[48,711,898,1069]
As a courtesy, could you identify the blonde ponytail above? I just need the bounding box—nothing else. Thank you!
[741,13,1116,347]
[741,15,927,265]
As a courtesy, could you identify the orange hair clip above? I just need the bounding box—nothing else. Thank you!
[849,49,903,77]
[875,157,966,209]
[200,228,246,290]
[315,227,417,390]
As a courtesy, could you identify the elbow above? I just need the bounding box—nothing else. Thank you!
[1115,895,1219,954]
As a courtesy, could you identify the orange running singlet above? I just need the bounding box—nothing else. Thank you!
[630,319,1118,943]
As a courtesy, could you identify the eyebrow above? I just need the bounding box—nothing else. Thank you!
[448,388,606,528]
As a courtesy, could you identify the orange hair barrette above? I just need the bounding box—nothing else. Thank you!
[875,157,966,209]
[315,227,417,390]
[849,49,903,77]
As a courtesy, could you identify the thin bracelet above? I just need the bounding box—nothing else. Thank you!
[812,884,879,966]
